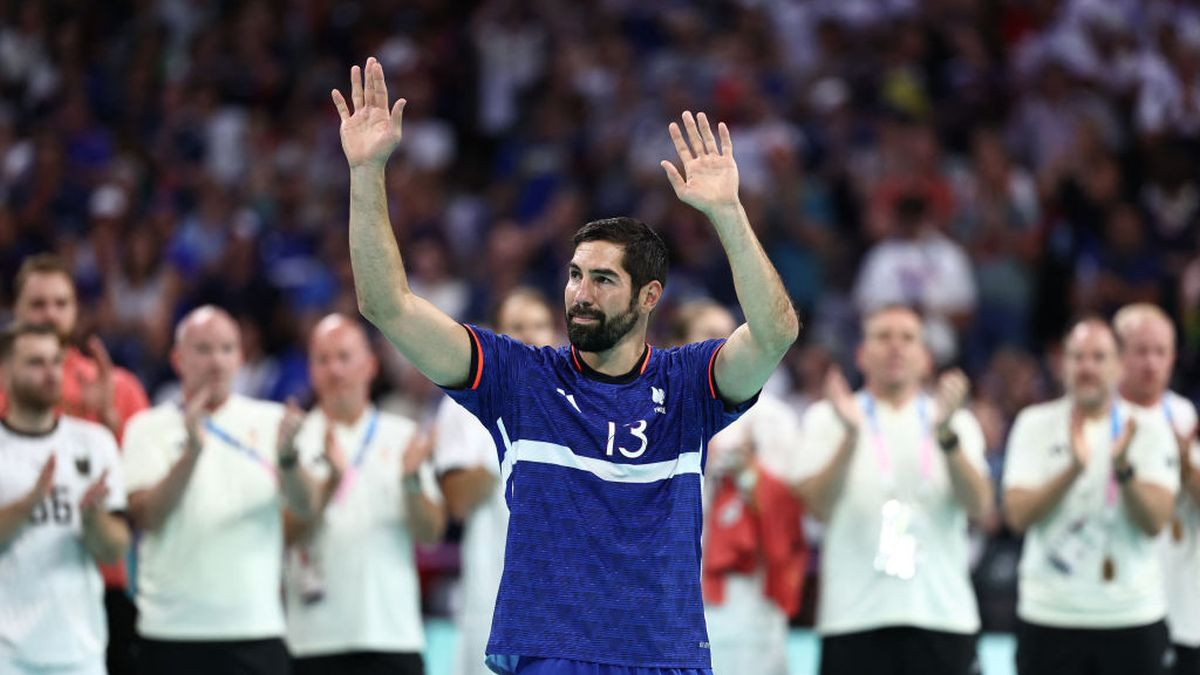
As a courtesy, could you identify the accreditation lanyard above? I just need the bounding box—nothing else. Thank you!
[204,418,277,477]
[1104,404,1124,510]
[332,409,381,504]
[862,393,934,489]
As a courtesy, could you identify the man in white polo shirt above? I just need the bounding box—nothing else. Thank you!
[795,305,992,675]
[0,323,130,675]
[122,306,319,674]
[1004,317,1178,675]
[284,313,443,675]
[1113,303,1200,675]
[432,288,557,675]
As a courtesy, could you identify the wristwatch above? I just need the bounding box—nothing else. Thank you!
[1114,463,1135,485]
[937,427,960,453]
[278,452,300,471]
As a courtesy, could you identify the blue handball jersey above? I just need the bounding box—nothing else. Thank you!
[441,325,755,671]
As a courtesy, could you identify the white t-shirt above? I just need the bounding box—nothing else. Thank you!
[284,407,439,656]
[122,395,287,640]
[795,393,987,636]
[431,396,507,675]
[706,392,802,484]
[0,416,125,667]
[1139,392,1200,646]
[1003,397,1180,629]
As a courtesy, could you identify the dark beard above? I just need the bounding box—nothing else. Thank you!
[566,297,640,353]
[9,379,60,414]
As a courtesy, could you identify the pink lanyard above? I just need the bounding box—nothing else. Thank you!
[862,393,935,483]
[1105,404,1123,507]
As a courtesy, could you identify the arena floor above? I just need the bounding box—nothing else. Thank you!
[420,620,1019,675]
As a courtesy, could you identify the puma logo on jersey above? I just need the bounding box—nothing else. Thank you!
[651,386,666,414]
[556,388,581,413]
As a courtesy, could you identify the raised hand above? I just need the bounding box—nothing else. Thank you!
[402,428,435,478]
[1111,415,1138,470]
[661,111,740,215]
[80,336,119,432]
[332,57,406,169]
[323,426,348,478]
[276,400,305,463]
[80,469,110,520]
[182,383,211,453]
[824,367,862,432]
[1069,411,1089,469]
[934,369,970,432]
[25,455,56,507]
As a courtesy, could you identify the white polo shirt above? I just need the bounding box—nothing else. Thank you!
[122,395,287,640]
[432,396,507,675]
[795,392,987,636]
[1003,397,1179,629]
[1138,391,1200,646]
[284,406,439,657]
[0,416,125,667]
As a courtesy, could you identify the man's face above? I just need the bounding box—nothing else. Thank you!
[15,272,77,340]
[3,334,64,412]
[172,312,242,404]
[498,296,556,348]
[565,241,644,352]
[857,309,926,391]
[1065,323,1121,409]
[1119,318,1174,402]
[309,322,376,409]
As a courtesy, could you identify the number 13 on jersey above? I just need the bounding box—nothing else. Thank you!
[607,420,648,459]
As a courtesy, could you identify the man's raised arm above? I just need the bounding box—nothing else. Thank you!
[660,112,799,404]
[333,57,471,387]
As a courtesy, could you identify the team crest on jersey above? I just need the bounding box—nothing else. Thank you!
[651,386,666,414]
[74,455,90,476]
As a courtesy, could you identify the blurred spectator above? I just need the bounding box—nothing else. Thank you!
[284,314,442,675]
[122,307,318,675]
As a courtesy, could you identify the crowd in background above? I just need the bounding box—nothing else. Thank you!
[4,0,1200,630]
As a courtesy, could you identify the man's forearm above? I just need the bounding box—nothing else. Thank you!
[706,202,798,352]
[795,432,857,522]
[128,448,200,532]
[945,448,994,521]
[404,480,445,544]
[440,468,498,521]
[82,512,130,564]
[349,165,412,322]
[0,497,36,551]
[1004,463,1082,532]
[1121,480,1174,536]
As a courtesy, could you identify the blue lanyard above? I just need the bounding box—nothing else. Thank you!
[204,418,275,473]
[861,393,934,481]
[1163,399,1176,430]
[348,409,381,470]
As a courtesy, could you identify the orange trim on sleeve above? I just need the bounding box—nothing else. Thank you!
[464,325,485,390]
[706,343,724,400]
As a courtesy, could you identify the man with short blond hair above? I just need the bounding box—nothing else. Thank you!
[123,306,318,674]
[1114,303,1200,674]
[1004,318,1179,675]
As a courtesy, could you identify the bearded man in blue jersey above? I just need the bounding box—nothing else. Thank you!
[332,57,800,675]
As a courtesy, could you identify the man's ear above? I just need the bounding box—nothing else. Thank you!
[639,281,664,313]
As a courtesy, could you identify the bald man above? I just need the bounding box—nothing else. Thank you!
[1004,318,1179,675]
[1113,304,1200,674]
[122,306,319,675]
[283,314,443,675]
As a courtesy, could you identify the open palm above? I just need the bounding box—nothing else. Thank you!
[661,111,740,214]
[332,57,406,169]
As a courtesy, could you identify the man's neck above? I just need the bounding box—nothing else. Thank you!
[577,330,648,377]
[866,380,919,408]
[4,404,57,435]
[1118,382,1163,410]
[1072,394,1114,419]
[322,399,369,426]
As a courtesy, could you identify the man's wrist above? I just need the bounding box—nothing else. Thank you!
[278,451,300,471]
[1114,462,1135,485]
[402,472,421,493]
[937,426,960,453]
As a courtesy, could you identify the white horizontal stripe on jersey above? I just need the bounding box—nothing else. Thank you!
[495,417,701,489]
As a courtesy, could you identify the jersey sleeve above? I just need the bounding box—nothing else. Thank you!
[1001,408,1045,490]
[92,426,128,512]
[681,338,759,438]
[121,411,171,494]
[438,325,529,428]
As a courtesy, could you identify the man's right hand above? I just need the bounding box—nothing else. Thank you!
[1069,410,1090,470]
[332,56,406,169]
[24,455,56,509]
[824,367,862,433]
[182,384,212,453]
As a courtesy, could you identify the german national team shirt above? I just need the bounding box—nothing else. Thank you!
[441,325,755,672]
[0,416,126,668]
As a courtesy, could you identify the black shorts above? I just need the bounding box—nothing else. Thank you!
[293,651,424,675]
[1016,619,1171,675]
[1173,642,1200,675]
[819,626,979,675]
[104,588,137,675]
[136,636,291,675]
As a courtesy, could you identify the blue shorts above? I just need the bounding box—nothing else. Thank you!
[489,656,713,675]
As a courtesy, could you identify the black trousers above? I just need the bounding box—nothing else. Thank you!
[1174,643,1200,675]
[1016,619,1171,675]
[820,626,979,675]
[136,637,291,675]
[104,588,137,675]
[293,651,425,675]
